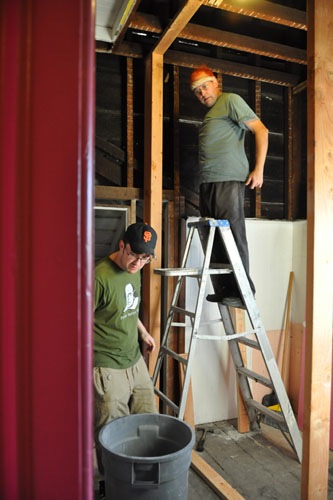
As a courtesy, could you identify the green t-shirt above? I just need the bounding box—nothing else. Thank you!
[199,93,259,183]
[94,256,142,369]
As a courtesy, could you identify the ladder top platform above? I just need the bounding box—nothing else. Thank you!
[154,267,202,277]
[188,218,230,228]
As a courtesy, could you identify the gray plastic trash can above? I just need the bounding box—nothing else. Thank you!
[99,413,195,500]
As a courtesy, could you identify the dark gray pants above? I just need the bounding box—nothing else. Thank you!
[199,181,255,294]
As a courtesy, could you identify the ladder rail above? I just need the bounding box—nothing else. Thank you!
[217,223,302,462]
[154,388,180,414]
[177,225,217,419]
[151,228,195,386]
[152,223,200,390]
[218,303,260,429]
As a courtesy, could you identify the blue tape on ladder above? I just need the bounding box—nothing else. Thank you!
[215,219,230,227]
[203,218,230,228]
[188,218,231,228]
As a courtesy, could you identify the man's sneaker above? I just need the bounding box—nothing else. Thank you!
[206,287,240,304]
[206,293,225,303]
[221,296,246,309]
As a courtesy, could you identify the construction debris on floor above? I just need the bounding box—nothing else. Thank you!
[188,419,333,500]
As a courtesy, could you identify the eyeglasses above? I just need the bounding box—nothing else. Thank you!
[125,248,153,264]
[193,80,213,96]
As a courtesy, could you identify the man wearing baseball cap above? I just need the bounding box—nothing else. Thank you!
[93,222,158,485]
[190,66,269,307]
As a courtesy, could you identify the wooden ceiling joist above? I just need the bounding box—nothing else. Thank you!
[203,0,307,30]
[165,51,300,86]
[110,41,300,86]
[129,12,306,65]
[183,23,306,65]
[130,11,162,33]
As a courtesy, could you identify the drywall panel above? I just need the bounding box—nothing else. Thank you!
[246,219,294,330]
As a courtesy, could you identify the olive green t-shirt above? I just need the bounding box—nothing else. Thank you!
[94,256,141,369]
[199,93,259,184]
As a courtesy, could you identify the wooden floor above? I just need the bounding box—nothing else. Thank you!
[94,419,333,499]
[188,419,333,500]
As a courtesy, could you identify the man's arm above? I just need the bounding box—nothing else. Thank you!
[138,318,156,352]
[244,118,269,189]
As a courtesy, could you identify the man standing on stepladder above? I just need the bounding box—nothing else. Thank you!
[190,66,269,308]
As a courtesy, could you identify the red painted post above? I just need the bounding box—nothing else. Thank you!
[0,1,95,498]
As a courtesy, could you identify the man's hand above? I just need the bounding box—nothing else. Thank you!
[246,169,264,190]
[141,331,156,353]
[244,118,268,190]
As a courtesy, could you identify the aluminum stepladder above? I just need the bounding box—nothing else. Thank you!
[152,218,302,463]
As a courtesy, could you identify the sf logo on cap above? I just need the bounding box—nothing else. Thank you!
[143,231,152,243]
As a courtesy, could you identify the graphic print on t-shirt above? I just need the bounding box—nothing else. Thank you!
[123,283,139,312]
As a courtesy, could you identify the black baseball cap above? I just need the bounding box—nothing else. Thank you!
[123,222,157,255]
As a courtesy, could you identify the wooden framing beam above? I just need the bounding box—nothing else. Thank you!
[142,51,164,375]
[95,185,175,201]
[183,23,306,65]
[153,0,204,56]
[142,1,204,374]
[172,59,181,202]
[203,0,307,31]
[286,86,293,220]
[126,57,134,187]
[230,309,250,433]
[290,84,306,220]
[95,185,142,201]
[253,80,262,218]
[301,0,333,497]
[109,41,301,86]
[165,51,300,87]
[130,12,306,65]
[191,451,246,499]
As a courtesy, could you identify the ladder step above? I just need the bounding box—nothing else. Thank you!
[154,388,179,415]
[237,338,260,349]
[237,367,274,389]
[171,305,195,318]
[154,266,232,277]
[247,399,285,424]
[160,346,188,364]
